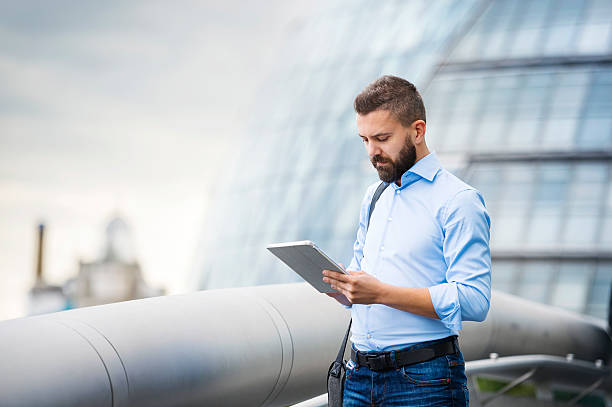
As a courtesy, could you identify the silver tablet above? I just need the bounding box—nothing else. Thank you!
[266,240,348,293]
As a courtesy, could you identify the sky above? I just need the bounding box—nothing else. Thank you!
[0,1,322,320]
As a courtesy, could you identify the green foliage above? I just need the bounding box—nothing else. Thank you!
[476,376,536,398]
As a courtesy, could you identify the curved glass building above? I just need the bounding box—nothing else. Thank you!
[195,0,612,321]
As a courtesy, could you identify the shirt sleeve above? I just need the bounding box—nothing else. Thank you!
[428,189,492,331]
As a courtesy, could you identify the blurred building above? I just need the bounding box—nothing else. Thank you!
[28,216,164,314]
[196,0,612,322]
[63,216,165,308]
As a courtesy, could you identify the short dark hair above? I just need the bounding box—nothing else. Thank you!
[354,75,426,127]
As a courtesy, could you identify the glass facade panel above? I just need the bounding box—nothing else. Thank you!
[550,263,593,313]
[585,82,612,117]
[518,262,555,304]
[576,23,612,54]
[577,0,612,54]
[543,24,578,56]
[506,118,541,150]
[491,261,520,294]
[578,117,612,149]
[539,118,577,149]
[563,215,599,247]
[527,206,563,247]
[586,263,612,319]
[600,215,612,249]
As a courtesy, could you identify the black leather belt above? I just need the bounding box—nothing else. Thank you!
[350,336,459,372]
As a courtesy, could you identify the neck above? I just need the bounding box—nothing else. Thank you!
[416,144,430,162]
[395,145,431,187]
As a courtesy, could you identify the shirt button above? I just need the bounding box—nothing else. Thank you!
[387,217,392,221]
[380,246,385,251]
[367,334,371,339]
[396,190,400,195]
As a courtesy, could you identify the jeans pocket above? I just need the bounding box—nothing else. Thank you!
[399,355,450,386]
[446,351,468,386]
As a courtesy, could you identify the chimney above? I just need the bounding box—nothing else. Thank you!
[35,223,44,284]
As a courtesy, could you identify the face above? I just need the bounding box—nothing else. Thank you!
[357,110,417,183]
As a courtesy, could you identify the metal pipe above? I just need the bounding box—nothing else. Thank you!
[460,291,611,363]
[0,284,609,406]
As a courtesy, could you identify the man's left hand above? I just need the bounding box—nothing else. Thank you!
[322,269,385,304]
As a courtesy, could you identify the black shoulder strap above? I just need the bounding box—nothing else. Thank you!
[334,319,352,364]
[367,182,389,231]
[335,182,389,363]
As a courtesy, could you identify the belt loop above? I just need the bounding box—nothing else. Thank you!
[390,350,398,369]
[354,351,361,369]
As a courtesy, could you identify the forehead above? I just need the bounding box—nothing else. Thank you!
[356,109,401,136]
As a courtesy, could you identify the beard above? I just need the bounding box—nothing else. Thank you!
[371,138,417,183]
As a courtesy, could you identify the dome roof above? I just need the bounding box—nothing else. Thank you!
[104,215,135,263]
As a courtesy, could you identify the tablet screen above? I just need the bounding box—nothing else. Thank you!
[267,240,347,293]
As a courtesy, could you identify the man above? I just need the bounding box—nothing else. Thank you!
[323,75,491,406]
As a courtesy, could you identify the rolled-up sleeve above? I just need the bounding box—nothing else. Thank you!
[428,189,492,331]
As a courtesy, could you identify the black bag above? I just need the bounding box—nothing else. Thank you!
[326,181,389,406]
[327,319,351,407]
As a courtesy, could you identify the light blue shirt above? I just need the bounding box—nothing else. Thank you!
[348,152,491,351]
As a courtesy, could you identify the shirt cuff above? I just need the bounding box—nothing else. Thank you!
[428,283,462,331]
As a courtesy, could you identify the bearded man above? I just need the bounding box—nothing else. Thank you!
[323,76,491,406]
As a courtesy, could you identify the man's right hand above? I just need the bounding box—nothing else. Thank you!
[326,292,352,307]
[324,262,352,306]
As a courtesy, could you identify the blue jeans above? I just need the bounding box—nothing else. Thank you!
[343,338,469,406]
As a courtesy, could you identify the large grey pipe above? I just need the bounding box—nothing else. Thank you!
[0,283,609,406]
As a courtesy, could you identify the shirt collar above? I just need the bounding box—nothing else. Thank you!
[399,151,442,185]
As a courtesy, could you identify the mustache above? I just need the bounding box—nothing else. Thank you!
[371,155,389,164]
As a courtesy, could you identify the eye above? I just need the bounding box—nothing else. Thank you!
[377,136,389,142]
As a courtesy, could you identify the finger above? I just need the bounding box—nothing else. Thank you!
[323,269,343,276]
[323,276,347,287]
[332,284,353,302]
[323,276,348,287]
[331,280,351,293]
[326,271,352,282]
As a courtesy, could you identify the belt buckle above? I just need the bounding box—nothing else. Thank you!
[365,354,387,371]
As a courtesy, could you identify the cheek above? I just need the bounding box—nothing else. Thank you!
[382,148,398,161]
[389,140,408,158]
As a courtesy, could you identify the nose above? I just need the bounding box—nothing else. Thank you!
[366,140,381,158]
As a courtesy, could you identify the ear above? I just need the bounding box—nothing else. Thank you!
[412,120,426,145]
